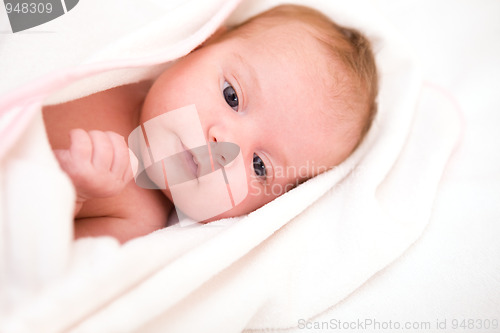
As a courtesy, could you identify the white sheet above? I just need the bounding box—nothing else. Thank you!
[304,1,500,331]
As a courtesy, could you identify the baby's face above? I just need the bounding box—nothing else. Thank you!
[139,23,357,221]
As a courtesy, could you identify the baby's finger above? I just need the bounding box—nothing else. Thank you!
[88,130,113,171]
[106,131,130,179]
[69,129,92,164]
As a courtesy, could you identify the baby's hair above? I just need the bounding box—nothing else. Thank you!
[228,4,378,149]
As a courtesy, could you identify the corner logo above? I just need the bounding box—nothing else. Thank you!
[3,0,79,33]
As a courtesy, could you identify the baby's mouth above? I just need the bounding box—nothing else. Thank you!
[180,142,199,179]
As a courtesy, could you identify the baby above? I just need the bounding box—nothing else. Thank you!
[43,4,378,243]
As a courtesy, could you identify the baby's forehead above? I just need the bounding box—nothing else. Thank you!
[225,23,332,76]
[229,19,317,45]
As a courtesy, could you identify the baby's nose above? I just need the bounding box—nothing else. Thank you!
[208,128,219,144]
[208,124,236,145]
[206,126,242,168]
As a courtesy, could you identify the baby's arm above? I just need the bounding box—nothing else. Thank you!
[54,129,133,215]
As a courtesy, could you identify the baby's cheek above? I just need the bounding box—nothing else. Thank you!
[239,180,280,212]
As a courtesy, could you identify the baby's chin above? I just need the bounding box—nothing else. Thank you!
[160,187,250,223]
[159,186,226,222]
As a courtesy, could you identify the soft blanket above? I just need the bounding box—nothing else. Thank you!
[0,0,461,332]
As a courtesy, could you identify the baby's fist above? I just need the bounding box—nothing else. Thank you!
[54,129,133,202]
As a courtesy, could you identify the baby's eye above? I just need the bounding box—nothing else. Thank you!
[253,153,267,180]
[223,81,239,111]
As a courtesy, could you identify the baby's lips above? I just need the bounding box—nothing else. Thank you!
[161,141,242,186]
[167,141,248,222]
[190,141,241,176]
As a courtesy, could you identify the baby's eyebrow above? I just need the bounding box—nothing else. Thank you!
[231,52,261,96]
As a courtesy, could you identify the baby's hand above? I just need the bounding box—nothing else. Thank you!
[54,129,133,205]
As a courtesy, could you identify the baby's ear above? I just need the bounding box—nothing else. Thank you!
[194,26,228,50]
